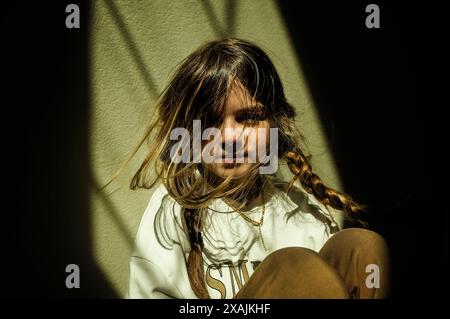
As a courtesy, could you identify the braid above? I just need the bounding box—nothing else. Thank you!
[184,208,211,299]
[284,150,368,226]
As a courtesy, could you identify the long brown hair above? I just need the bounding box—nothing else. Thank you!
[128,38,367,298]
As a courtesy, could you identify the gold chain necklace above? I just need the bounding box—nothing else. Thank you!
[231,192,268,251]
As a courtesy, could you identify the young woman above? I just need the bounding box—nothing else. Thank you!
[127,38,389,299]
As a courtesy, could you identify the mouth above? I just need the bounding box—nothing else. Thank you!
[221,161,244,169]
[211,152,247,170]
[222,156,246,163]
[218,152,248,163]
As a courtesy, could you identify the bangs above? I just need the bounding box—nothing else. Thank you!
[168,38,290,131]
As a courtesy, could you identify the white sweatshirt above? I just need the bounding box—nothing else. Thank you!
[128,179,343,299]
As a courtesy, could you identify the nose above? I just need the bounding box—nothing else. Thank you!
[219,117,246,156]
[221,139,244,155]
[220,116,240,131]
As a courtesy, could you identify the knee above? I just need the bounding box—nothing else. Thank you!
[263,247,323,271]
[322,228,390,265]
[260,247,349,298]
[333,228,388,251]
[320,229,390,298]
[261,247,331,274]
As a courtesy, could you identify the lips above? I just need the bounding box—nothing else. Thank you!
[211,149,250,167]
[222,156,246,163]
[222,162,241,169]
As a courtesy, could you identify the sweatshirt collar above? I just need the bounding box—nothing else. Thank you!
[212,179,330,217]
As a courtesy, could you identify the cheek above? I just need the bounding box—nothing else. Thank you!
[253,122,270,152]
[201,135,222,159]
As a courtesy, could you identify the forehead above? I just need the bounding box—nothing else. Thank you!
[224,81,260,113]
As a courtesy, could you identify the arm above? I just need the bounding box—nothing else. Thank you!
[127,184,193,299]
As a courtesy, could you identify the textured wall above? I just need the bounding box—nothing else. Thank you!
[89,0,342,297]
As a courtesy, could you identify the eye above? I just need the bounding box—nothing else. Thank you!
[235,111,267,125]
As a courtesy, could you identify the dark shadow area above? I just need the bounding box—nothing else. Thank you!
[2,1,117,297]
[277,1,448,298]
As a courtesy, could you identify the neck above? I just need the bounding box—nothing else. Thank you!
[224,176,266,212]
[199,166,266,211]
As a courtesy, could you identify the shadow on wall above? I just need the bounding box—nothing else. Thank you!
[101,0,238,97]
[199,0,236,38]
[103,0,159,97]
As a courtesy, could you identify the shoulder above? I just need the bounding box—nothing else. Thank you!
[129,183,194,298]
[133,183,188,259]
[141,183,181,222]
[136,183,176,234]
[267,176,344,230]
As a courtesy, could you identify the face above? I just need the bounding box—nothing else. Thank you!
[203,82,271,179]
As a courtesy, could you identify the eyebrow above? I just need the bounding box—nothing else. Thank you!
[235,105,265,114]
[208,105,264,120]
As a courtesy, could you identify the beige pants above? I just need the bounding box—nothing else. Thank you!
[234,228,390,299]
